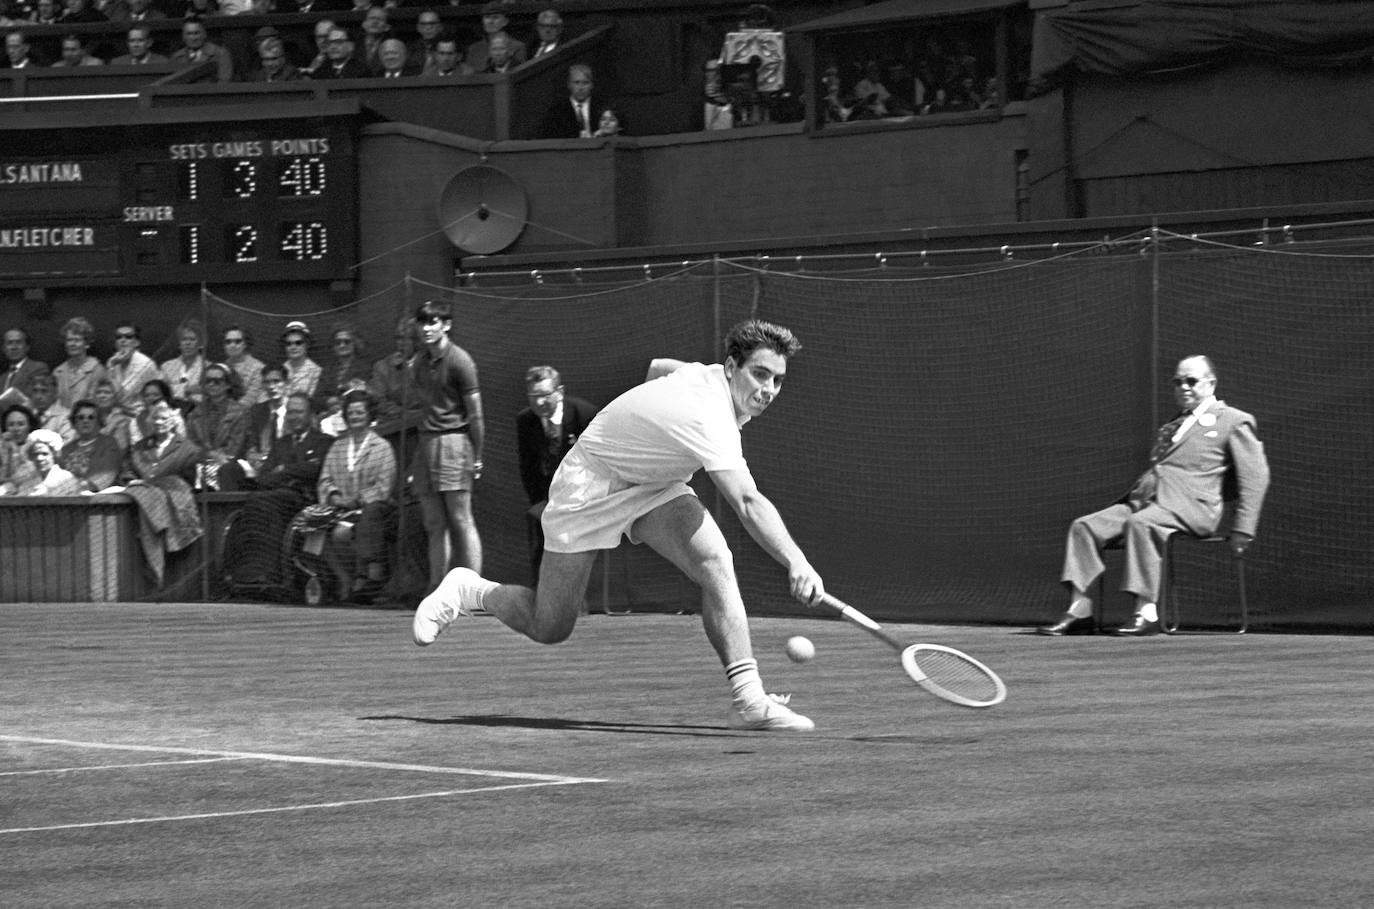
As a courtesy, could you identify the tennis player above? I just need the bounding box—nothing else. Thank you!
[413,319,824,731]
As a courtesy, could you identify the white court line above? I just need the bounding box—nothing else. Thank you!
[0,781,580,835]
[0,757,249,777]
[0,735,608,784]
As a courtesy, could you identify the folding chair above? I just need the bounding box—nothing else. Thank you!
[1158,531,1249,634]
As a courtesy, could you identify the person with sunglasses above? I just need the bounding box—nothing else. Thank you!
[1039,355,1270,637]
[222,325,265,407]
[105,322,159,420]
[280,320,321,400]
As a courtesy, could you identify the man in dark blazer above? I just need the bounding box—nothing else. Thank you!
[1,328,49,407]
[226,392,332,588]
[538,63,605,139]
[1039,355,1270,636]
[306,27,369,80]
[516,365,597,578]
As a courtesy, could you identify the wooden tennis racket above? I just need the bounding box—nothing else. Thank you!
[818,593,1007,708]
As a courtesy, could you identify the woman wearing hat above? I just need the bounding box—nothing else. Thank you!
[1,429,82,496]
[281,321,322,401]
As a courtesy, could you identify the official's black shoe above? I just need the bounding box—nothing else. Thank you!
[1112,615,1162,637]
[1036,613,1096,636]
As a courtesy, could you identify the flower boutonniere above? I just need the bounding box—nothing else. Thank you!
[1198,413,1217,427]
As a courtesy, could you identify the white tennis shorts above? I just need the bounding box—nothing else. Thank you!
[541,445,695,553]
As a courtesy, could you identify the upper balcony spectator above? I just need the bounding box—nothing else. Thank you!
[407,6,441,73]
[58,0,105,23]
[426,35,471,77]
[374,35,417,78]
[467,0,524,73]
[111,22,166,64]
[248,34,300,81]
[171,15,234,82]
[307,25,366,79]
[538,63,605,139]
[106,0,167,24]
[358,4,389,72]
[50,31,102,65]
[4,28,41,67]
[529,7,561,60]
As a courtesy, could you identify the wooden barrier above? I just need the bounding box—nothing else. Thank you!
[0,494,142,602]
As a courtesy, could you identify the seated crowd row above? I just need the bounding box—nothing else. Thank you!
[4,3,571,81]
[0,315,421,597]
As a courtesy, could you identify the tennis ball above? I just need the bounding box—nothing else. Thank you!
[785,635,816,663]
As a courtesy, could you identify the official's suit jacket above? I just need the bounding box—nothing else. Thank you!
[171,42,235,82]
[1123,399,1270,538]
[247,398,286,455]
[1,358,50,399]
[256,429,332,493]
[538,95,607,139]
[516,395,598,505]
[309,58,371,80]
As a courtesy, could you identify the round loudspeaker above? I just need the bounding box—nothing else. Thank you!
[436,165,529,255]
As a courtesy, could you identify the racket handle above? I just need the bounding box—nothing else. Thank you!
[818,593,907,653]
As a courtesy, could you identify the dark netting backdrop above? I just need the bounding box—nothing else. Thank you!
[179,238,1372,628]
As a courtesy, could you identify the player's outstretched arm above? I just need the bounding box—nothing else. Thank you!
[709,467,824,605]
[644,358,688,382]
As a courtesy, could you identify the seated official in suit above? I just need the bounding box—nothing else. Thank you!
[516,365,597,578]
[538,63,606,139]
[1039,355,1270,637]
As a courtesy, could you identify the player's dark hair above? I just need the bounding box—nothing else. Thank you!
[416,299,453,322]
[723,319,801,366]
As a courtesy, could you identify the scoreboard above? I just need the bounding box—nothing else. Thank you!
[0,110,358,285]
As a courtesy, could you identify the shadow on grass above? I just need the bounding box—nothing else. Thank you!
[361,714,740,737]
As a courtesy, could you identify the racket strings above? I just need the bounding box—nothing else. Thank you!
[913,648,1003,704]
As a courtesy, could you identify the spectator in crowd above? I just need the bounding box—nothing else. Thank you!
[407,7,442,72]
[187,361,248,489]
[60,399,125,492]
[466,0,524,72]
[316,321,370,408]
[359,4,390,73]
[315,388,398,601]
[172,15,234,82]
[222,324,265,407]
[59,0,105,23]
[121,399,203,585]
[920,86,950,116]
[29,0,61,25]
[530,8,562,58]
[851,61,902,119]
[308,26,366,79]
[249,36,299,81]
[130,377,173,446]
[593,108,622,137]
[539,63,604,138]
[299,17,336,78]
[159,318,206,411]
[703,58,733,130]
[374,36,417,78]
[217,0,253,15]
[51,33,102,66]
[218,361,287,491]
[0,403,37,490]
[1,429,81,496]
[111,23,166,64]
[426,36,471,77]
[53,317,106,408]
[92,378,133,449]
[106,321,159,419]
[285,0,342,14]
[5,29,38,68]
[26,373,74,445]
[281,320,321,399]
[226,392,331,588]
[516,365,597,579]
[368,316,421,434]
[478,31,515,74]
[107,0,167,24]
[1,327,48,405]
[412,299,484,586]
[176,0,219,16]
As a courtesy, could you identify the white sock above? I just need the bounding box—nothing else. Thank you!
[725,658,766,706]
[438,568,498,612]
[1137,602,1158,622]
[1067,598,1093,618]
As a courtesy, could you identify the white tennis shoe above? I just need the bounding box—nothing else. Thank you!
[728,692,815,732]
[412,568,488,646]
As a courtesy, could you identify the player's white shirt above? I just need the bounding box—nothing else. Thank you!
[575,361,748,484]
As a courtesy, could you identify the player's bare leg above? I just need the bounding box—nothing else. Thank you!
[631,495,814,731]
[412,550,594,646]
[485,550,597,643]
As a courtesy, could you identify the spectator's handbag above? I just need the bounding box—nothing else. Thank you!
[290,503,359,556]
